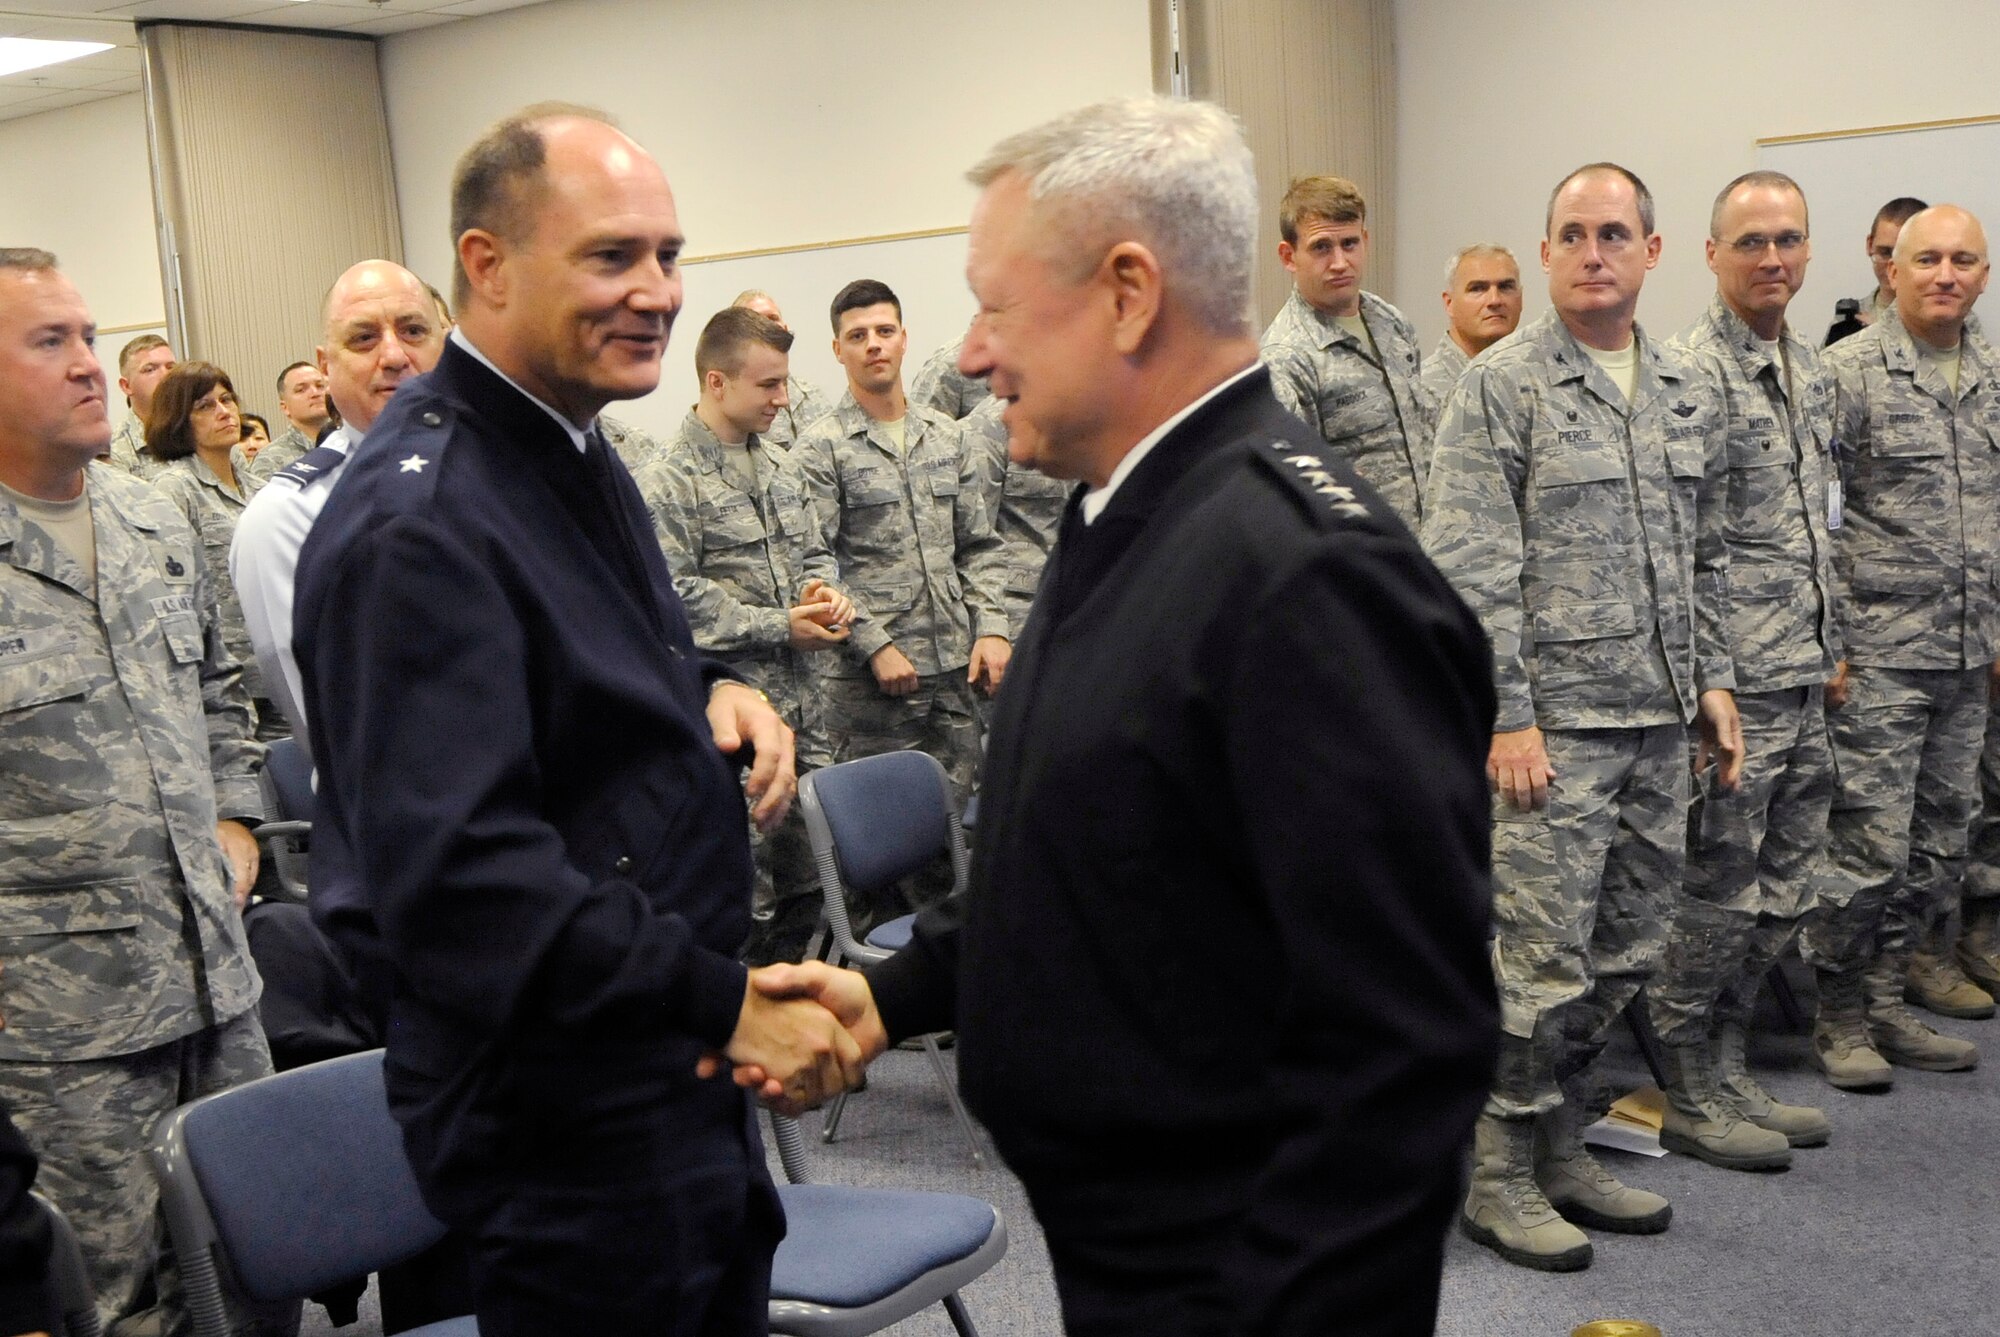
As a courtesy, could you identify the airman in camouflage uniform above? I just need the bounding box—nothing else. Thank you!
[1957,704,2000,994]
[963,397,1067,640]
[103,336,176,478]
[242,362,331,487]
[1800,205,2000,1088]
[240,424,308,485]
[1260,175,1433,528]
[1420,243,1524,408]
[1422,166,1738,1272]
[0,252,282,1337]
[632,309,853,963]
[1647,174,1841,1170]
[796,281,1010,912]
[153,453,279,737]
[911,332,992,421]
[600,413,665,472]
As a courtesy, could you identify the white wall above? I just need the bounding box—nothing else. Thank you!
[379,0,1153,438]
[0,92,166,418]
[1393,0,2000,350]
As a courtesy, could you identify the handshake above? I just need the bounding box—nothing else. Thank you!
[699,960,891,1116]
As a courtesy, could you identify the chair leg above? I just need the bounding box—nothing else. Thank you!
[943,1291,980,1337]
[1623,994,1669,1091]
[920,1035,986,1168]
[1767,961,1806,1031]
[820,1088,850,1144]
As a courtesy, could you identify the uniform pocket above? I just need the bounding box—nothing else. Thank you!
[0,879,150,1036]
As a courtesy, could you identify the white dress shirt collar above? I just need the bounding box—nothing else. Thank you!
[450,327,591,454]
[1081,362,1261,524]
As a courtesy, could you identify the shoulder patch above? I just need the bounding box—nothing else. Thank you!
[273,444,349,489]
[1258,439,1374,523]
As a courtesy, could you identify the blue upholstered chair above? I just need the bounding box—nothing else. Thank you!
[797,750,986,1164]
[147,1050,475,1337]
[765,1113,1006,1337]
[31,1192,102,1337]
[253,735,314,900]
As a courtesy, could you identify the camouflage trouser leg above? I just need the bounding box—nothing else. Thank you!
[1485,724,1687,1119]
[0,1012,294,1337]
[822,671,982,920]
[1960,689,2000,910]
[1650,688,1834,1044]
[1801,665,1986,976]
[740,781,825,967]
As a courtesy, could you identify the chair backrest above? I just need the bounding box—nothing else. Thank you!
[798,751,968,955]
[149,1050,447,1334]
[31,1193,102,1337]
[261,736,315,824]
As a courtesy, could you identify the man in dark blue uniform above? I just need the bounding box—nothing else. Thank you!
[294,103,864,1336]
[743,98,1500,1336]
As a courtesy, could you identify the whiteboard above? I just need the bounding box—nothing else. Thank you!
[1757,118,2000,338]
[607,227,977,442]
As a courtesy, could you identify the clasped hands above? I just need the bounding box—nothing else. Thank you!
[698,962,889,1116]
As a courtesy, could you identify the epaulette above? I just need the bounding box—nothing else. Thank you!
[362,404,456,512]
[272,445,349,490]
[1255,438,1375,525]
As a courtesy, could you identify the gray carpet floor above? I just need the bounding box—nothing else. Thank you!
[301,973,2000,1336]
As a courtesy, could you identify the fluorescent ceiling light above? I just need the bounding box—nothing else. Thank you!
[0,39,114,79]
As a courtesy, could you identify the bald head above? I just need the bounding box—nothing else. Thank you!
[1891,205,1991,343]
[316,259,444,431]
[734,290,787,329]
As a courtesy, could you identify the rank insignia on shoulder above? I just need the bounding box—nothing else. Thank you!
[1266,441,1372,521]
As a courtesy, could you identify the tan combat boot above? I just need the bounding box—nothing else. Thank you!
[1906,920,1996,1019]
[1460,1114,1593,1272]
[1657,1041,1792,1170]
[1534,1100,1671,1234]
[1812,967,1894,1090]
[1717,1021,1831,1148]
[1958,901,2000,996]
[1867,949,1980,1072]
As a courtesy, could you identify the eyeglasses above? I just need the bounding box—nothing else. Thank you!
[1723,232,1808,256]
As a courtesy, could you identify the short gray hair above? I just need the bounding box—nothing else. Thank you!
[0,247,58,274]
[1443,243,1517,290]
[967,97,1258,337]
[1709,170,1808,238]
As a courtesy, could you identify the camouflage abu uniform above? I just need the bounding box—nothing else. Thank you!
[600,413,666,473]
[102,416,158,478]
[0,464,277,1336]
[1421,334,1471,409]
[1649,296,1842,1047]
[633,409,845,962]
[964,397,1068,640]
[1262,288,1434,527]
[795,393,1009,913]
[910,334,992,421]
[1801,309,2000,993]
[1421,308,1732,1119]
[763,375,834,453]
[151,454,274,730]
[240,423,310,487]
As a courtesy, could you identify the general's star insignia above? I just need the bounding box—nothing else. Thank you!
[399,455,428,474]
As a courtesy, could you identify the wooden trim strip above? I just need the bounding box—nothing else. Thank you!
[683,224,968,266]
[1757,113,2000,147]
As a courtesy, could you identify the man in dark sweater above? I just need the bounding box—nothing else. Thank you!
[737,97,1500,1336]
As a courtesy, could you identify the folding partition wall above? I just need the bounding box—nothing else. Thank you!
[139,23,402,419]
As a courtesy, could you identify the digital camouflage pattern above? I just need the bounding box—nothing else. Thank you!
[1420,309,1735,735]
[1804,665,1987,973]
[1822,308,2000,670]
[794,393,1010,679]
[1962,691,2000,908]
[241,424,309,486]
[763,375,834,453]
[1673,295,1842,685]
[633,408,841,769]
[151,455,266,705]
[102,415,146,476]
[1420,334,1470,408]
[910,334,991,421]
[1261,288,1434,526]
[1485,724,1687,1115]
[600,414,666,474]
[0,463,262,1065]
[963,398,1067,640]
